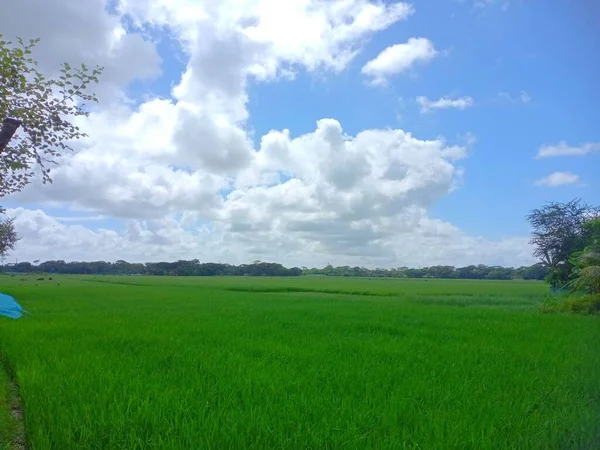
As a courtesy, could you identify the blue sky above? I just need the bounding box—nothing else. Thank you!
[2,0,599,266]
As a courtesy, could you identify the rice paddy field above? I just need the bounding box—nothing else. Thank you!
[0,275,599,449]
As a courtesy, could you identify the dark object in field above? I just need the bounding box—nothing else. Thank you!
[49,277,53,280]
[0,117,23,154]
[37,277,44,281]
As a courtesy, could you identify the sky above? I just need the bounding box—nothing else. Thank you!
[0,0,598,268]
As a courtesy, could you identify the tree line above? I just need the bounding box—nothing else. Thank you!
[1,260,303,277]
[303,263,548,280]
[0,259,549,280]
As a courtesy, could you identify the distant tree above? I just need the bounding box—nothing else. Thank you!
[485,266,513,280]
[13,261,33,272]
[527,199,600,288]
[0,35,103,196]
[517,263,549,280]
[429,265,457,279]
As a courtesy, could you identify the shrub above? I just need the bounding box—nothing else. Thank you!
[540,294,600,315]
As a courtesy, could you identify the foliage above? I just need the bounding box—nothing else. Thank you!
[568,219,600,295]
[0,259,550,280]
[0,35,103,196]
[540,294,600,315]
[0,276,598,448]
[527,199,600,288]
[0,208,18,259]
[0,359,18,449]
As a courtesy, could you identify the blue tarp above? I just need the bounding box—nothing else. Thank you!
[0,293,24,319]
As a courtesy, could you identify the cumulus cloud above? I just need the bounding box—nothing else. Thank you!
[173,104,255,174]
[534,171,580,187]
[536,141,600,159]
[120,0,414,76]
[416,96,474,113]
[362,38,438,86]
[0,0,162,105]
[228,119,464,228]
[6,208,224,263]
[14,115,465,218]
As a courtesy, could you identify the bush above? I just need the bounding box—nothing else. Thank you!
[540,294,600,315]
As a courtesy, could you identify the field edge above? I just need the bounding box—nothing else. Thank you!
[0,351,26,450]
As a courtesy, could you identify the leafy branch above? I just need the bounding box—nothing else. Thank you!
[0,35,103,197]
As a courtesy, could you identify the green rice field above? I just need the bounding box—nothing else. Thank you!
[0,275,599,449]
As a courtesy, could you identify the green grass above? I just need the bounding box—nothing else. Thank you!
[0,275,599,449]
[0,351,22,450]
[0,361,15,449]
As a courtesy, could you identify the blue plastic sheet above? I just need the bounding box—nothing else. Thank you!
[0,293,24,319]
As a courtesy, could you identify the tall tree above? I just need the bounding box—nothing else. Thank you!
[527,199,600,288]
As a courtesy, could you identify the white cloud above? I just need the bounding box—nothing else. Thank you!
[474,0,510,10]
[536,141,600,159]
[0,0,162,105]
[440,145,469,161]
[520,91,532,103]
[416,95,474,113]
[534,171,580,187]
[14,116,466,218]
[173,104,255,174]
[231,119,464,219]
[362,38,438,86]
[0,0,539,268]
[7,113,530,267]
[462,132,477,146]
[119,0,414,76]
[498,90,531,104]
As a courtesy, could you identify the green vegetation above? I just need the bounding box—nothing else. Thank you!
[541,294,600,315]
[527,199,599,289]
[0,349,23,450]
[0,276,599,449]
[0,360,17,449]
[528,200,600,314]
[568,219,600,295]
